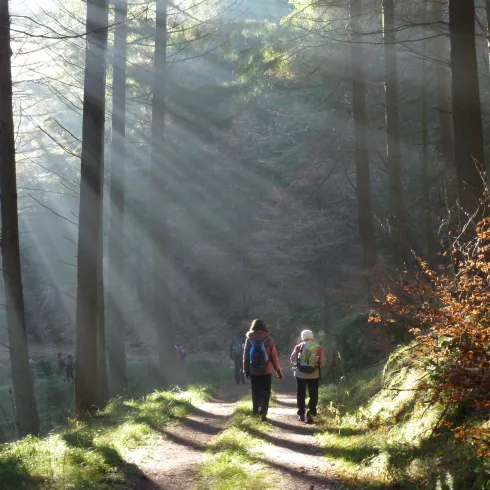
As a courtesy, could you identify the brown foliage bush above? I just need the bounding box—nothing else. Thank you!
[370,218,490,457]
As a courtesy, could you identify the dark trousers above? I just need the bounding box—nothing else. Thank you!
[296,377,319,415]
[234,358,245,384]
[250,374,272,415]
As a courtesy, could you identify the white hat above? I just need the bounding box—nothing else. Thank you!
[301,330,314,341]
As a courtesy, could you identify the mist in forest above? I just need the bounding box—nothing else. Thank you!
[0,0,488,486]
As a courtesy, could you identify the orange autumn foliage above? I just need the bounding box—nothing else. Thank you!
[370,218,490,458]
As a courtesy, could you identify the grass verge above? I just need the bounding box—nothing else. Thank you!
[0,384,212,489]
[196,396,277,490]
[0,358,234,443]
[317,363,490,489]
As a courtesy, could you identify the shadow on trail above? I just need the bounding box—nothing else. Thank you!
[135,397,234,451]
[159,429,208,451]
[247,426,324,456]
[268,418,316,436]
[175,416,222,436]
[252,454,336,488]
[272,397,297,407]
[188,406,223,419]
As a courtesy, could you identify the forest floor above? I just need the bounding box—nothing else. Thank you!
[127,375,341,490]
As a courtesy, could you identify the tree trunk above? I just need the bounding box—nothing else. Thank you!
[382,0,408,266]
[0,0,40,437]
[449,0,485,215]
[107,0,128,396]
[350,0,378,269]
[432,0,455,173]
[75,0,109,416]
[323,288,329,337]
[150,0,175,379]
[422,0,432,258]
[96,199,108,407]
[486,0,490,65]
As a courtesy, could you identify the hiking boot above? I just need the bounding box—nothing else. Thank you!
[261,414,268,422]
[298,414,306,422]
[306,413,314,424]
[308,409,317,417]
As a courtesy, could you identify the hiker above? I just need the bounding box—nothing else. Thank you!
[243,318,284,421]
[56,352,66,377]
[230,331,246,384]
[290,329,327,423]
[65,354,75,381]
[175,344,187,361]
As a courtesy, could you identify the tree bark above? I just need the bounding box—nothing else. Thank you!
[75,0,109,416]
[449,0,485,215]
[0,0,40,437]
[382,0,408,266]
[432,0,454,173]
[421,0,432,258]
[150,0,175,378]
[486,0,490,65]
[96,197,108,407]
[350,0,378,269]
[107,0,128,396]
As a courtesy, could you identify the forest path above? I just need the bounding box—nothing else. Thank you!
[129,375,341,490]
[129,381,248,489]
[262,376,340,489]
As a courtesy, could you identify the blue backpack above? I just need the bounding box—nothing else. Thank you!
[232,338,245,357]
[249,339,269,369]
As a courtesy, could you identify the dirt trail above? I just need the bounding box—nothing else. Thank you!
[129,382,248,489]
[128,376,341,490]
[260,391,340,489]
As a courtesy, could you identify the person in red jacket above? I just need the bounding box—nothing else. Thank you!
[243,318,284,420]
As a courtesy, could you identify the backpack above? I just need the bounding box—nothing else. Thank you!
[296,342,321,373]
[232,338,244,357]
[249,339,269,369]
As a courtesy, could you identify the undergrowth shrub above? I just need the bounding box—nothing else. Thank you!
[370,217,490,458]
[318,364,490,488]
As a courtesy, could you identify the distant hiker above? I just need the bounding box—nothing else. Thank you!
[56,352,66,377]
[65,354,75,381]
[230,331,246,384]
[290,330,327,423]
[175,344,187,361]
[243,318,284,421]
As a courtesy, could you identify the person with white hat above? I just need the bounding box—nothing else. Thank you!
[290,329,327,423]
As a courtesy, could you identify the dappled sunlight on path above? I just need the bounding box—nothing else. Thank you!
[131,382,248,489]
[129,375,343,490]
[254,392,340,490]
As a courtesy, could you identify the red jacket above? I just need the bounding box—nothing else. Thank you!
[243,331,281,375]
